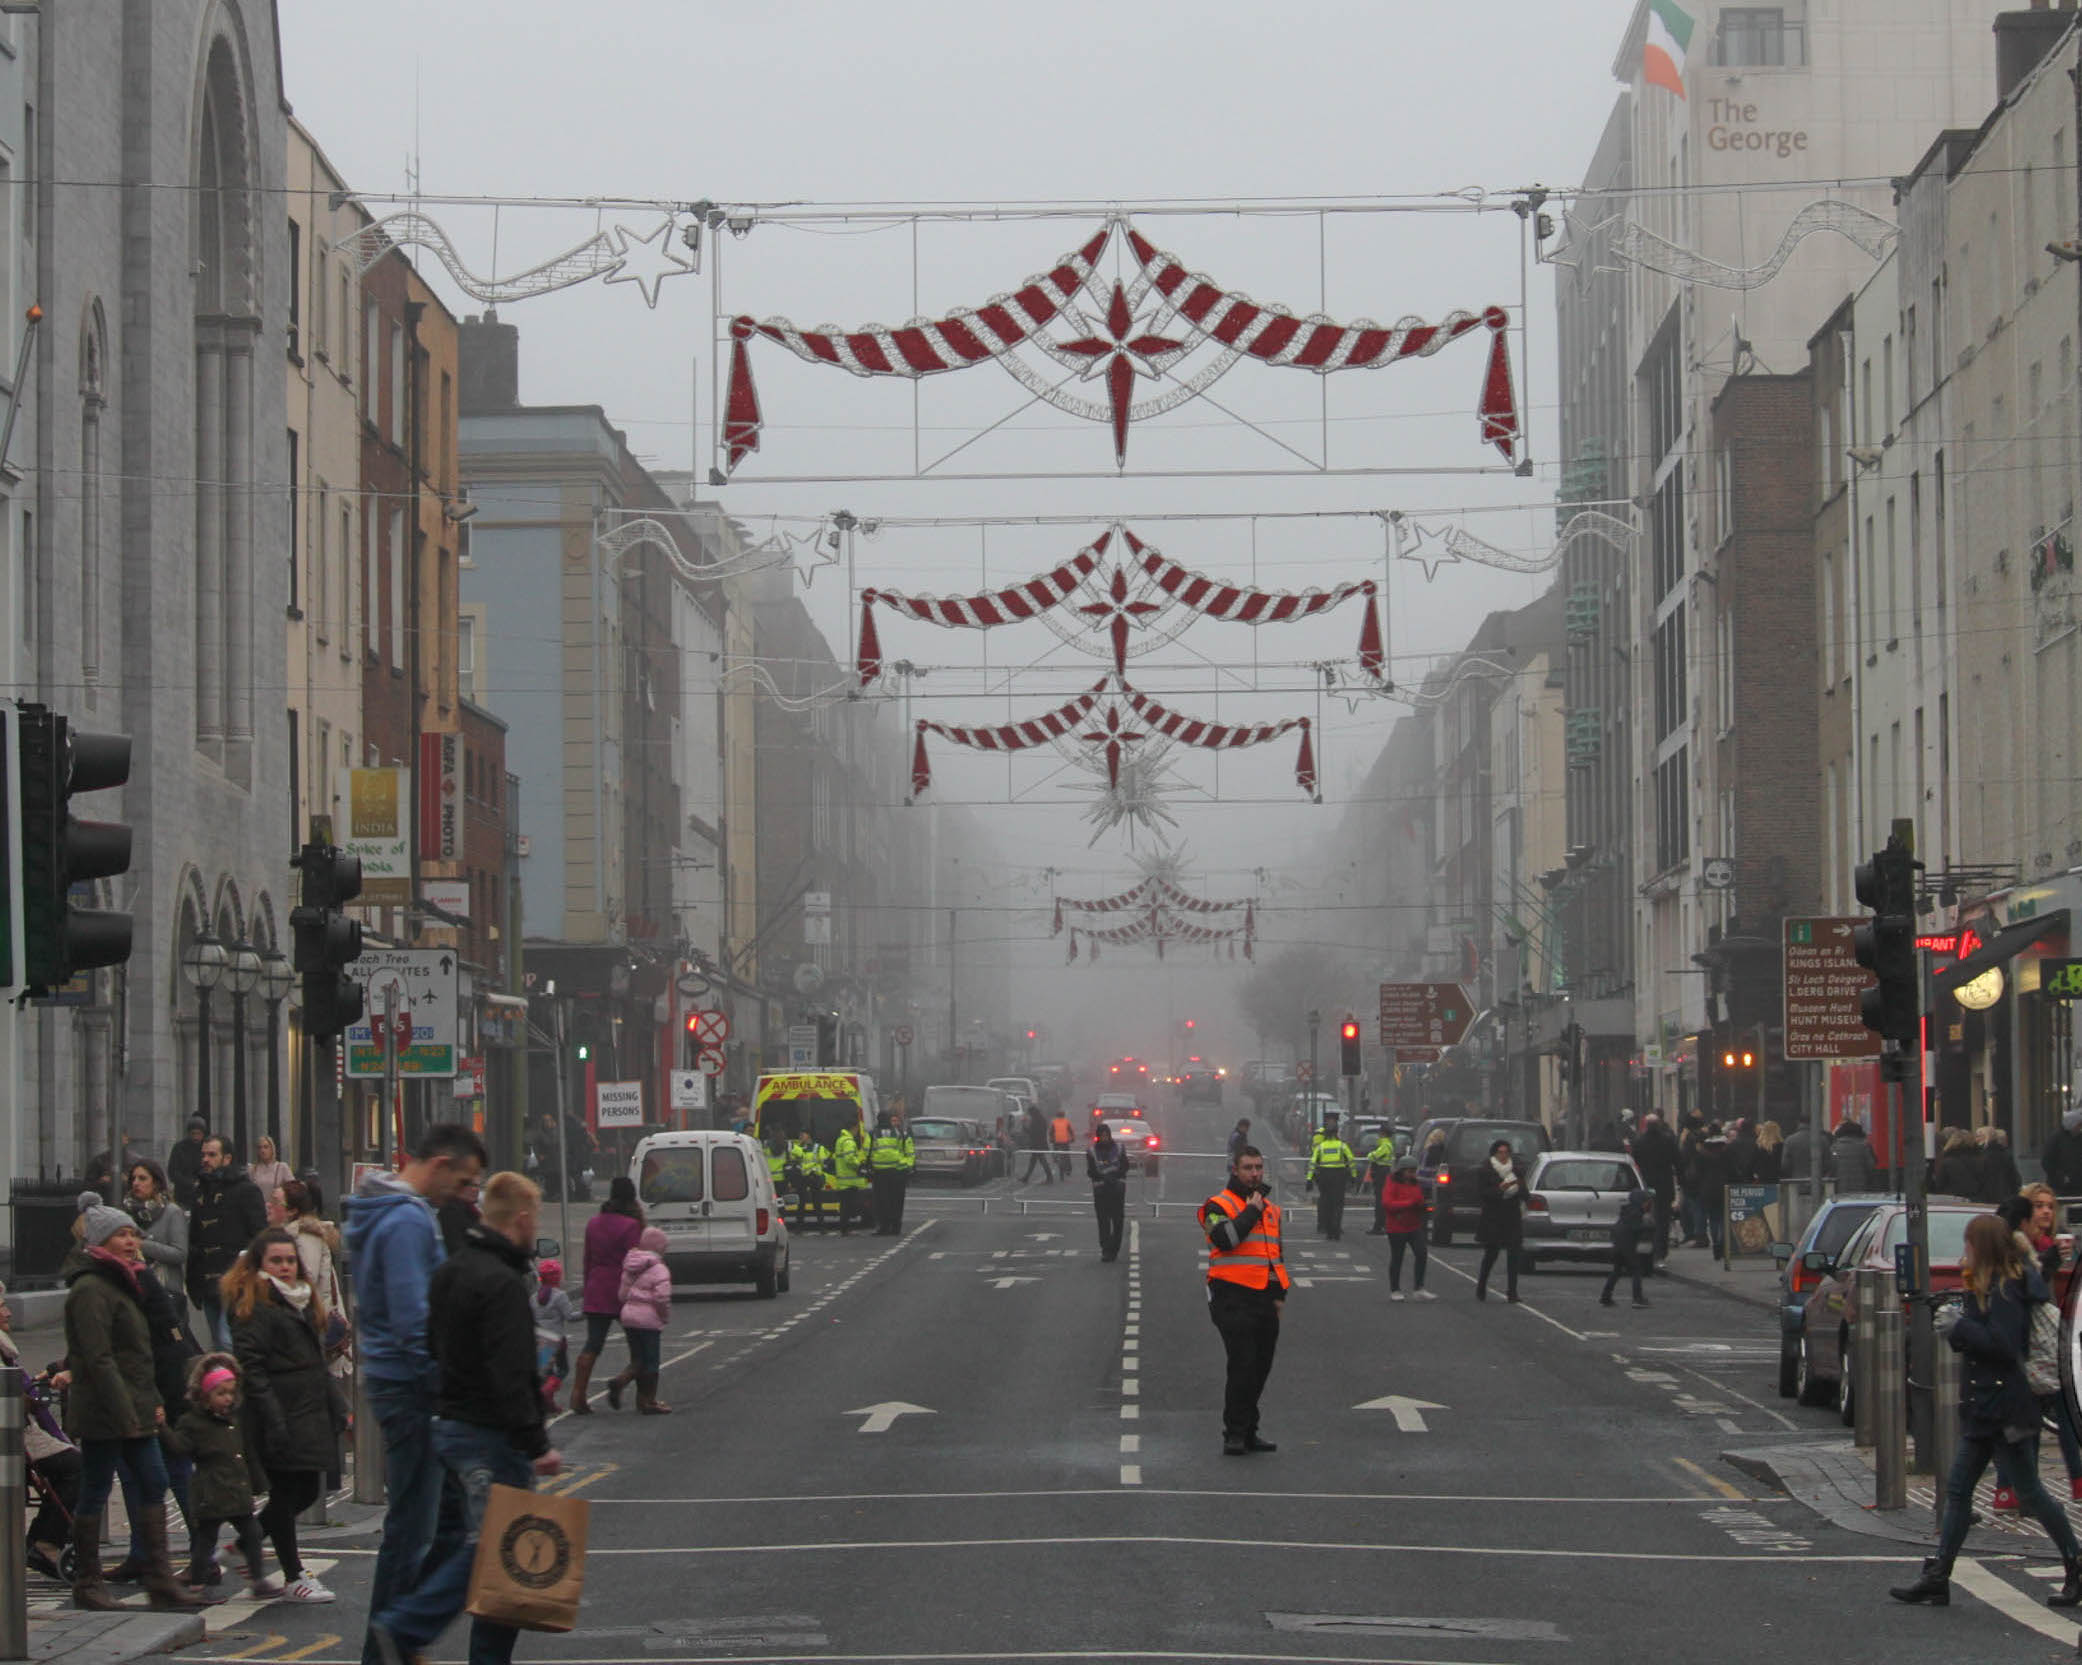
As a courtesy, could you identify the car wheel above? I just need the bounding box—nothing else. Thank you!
[1777,1343,1799,1399]
[777,1251,792,1294]
[1837,1331,1856,1427]
[1795,1333,1833,1407]
[754,1254,779,1300]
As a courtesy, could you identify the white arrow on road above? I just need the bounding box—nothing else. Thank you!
[846,1402,936,1434]
[1353,1394,1447,1432]
[988,1277,1040,1289]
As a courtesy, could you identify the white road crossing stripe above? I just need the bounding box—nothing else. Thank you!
[585,1534,1910,1564]
[1120,1465,1143,1485]
[1953,1557,2082,1644]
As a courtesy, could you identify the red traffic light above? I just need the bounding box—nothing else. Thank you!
[1184,1018,1196,1029]
[1026,1028,1038,1040]
[1340,1021,1360,1042]
[685,1012,701,1033]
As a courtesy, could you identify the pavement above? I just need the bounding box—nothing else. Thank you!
[15,1102,2058,1663]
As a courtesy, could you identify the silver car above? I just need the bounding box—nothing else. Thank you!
[1519,1151,1651,1269]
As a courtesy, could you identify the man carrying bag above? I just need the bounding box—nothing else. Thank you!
[370,1172,574,1665]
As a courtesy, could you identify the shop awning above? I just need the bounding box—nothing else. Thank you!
[1934,909,2070,992]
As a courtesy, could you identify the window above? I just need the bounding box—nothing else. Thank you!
[311,237,328,358]
[1862,513,1875,660]
[1714,7,1798,66]
[313,484,329,642]
[439,371,453,492]
[340,501,354,658]
[1860,358,1872,445]
[1716,603,1734,734]
[1818,403,1834,496]
[340,264,353,379]
[1645,310,1683,464]
[362,298,378,418]
[1885,496,1897,647]
[1716,443,1734,545]
[1905,305,1918,409]
[1933,451,1947,621]
[1938,692,1950,847]
[458,611,476,705]
[389,506,404,668]
[1908,472,1922,637]
[639,1149,705,1205]
[286,427,299,613]
[18,507,30,647]
[1653,609,1687,741]
[711,1146,750,1202]
[389,323,404,444]
[286,217,301,359]
[1882,335,1894,435]
[1651,472,1684,600]
[1655,748,1690,873]
[1914,707,1926,827]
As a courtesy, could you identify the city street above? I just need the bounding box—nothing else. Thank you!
[165,1098,2082,1663]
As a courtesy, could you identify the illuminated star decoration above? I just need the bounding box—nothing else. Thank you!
[1076,566,1165,672]
[1076,742,1187,847]
[1079,703,1148,790]
[604,217,699,309]
[1056,282,1189,465]
[1393,515,1462,582]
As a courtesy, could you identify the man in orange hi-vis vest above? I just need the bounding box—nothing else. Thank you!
[1199,1145,1290,1456]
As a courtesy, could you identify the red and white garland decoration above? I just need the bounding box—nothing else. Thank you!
[1064,904,1256,963]
[1053,878,1256,931]
[910,675,1316,800]
[724,217,1517,472]
[858,525,1381,685]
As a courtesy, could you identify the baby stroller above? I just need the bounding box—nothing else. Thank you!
[23,1376,77,1581]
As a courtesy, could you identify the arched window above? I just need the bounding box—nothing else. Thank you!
[192,26,259,775]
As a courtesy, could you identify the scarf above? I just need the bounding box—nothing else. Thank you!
[1489,1154,1520,1195]
[265,1274,313,1312]
[126,1193,166,1230]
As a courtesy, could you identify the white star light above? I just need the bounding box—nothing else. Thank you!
[1395,517,1463,582]
[603,218,698,309]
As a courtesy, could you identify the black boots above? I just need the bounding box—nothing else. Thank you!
[2049,1557,2082,1608]
[1888,1557,1951,1606]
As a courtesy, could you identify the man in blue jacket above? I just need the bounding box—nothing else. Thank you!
[346,1124,486,1665]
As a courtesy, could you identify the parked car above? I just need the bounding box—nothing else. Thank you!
[1772,1193,1893,1398]
[630,1130,791,1298]
[907,1115,998,1185]
[1794,1200,1981,1420]
[1098,1116,1162,1177]
[1519,1152,1651,1270]
[1422,1119,1553,1245]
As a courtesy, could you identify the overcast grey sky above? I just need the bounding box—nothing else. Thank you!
[279,1,1634,1043]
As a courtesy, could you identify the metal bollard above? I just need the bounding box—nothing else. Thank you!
[1874,1300,1908,1510]
[0,1367,25,1660]
[1930,1332,1960,1528]
[1853,1269,1884,1449]
[352,1365,384,1506]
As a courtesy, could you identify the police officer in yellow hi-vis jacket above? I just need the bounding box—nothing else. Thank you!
[867,1110,915,1236]
[1199,1145,1289,1456]
[827,1121,870,1236]
[1306,1113,1358,1240]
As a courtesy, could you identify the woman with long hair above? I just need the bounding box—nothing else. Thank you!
[1891,1212,2082,1609]
[248,1137,293,1210]
[123,1160,188,1283]
[570,1176,644,1415]
[223,1229,343,1603]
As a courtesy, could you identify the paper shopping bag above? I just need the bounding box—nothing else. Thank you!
[465,1483,590,1633]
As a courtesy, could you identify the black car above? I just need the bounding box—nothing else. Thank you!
[1423,1119,1552,1245]
[1180,1069,1225,1106]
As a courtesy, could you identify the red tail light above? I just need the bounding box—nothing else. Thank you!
[1146,1135,1160,1149]
[756,1207,770,1234]
[1526,1194,1548,1213]
[1436,1172,1451,1185]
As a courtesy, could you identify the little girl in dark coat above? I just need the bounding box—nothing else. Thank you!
[164,1352,276,1597]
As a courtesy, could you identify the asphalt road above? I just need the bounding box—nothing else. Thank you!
[169,1095,2082,1664]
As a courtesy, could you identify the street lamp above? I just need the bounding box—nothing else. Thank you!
[259,950,294,1158]
[226,943,263,1158]
[181,931,229,1131]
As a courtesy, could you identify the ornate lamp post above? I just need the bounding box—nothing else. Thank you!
[260,950,294,1158]
[180,932,229,1130]
[226,943,263,1159]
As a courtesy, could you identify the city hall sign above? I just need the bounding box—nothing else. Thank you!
[1705,98,1809,158]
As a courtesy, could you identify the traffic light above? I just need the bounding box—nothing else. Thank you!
[1184,1018,1196,1031]
[17,705,133,996]
[1026,1028,1038,1041]
[1721,1048,1756,1070]
[1853,833,1921,1045]
[1339,1016,1362,1077]
[290,841,363,1041]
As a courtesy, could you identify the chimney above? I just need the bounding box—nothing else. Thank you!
[459,308,519,414]
[1995,6,2076,100]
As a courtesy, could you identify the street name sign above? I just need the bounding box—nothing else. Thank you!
[1378,983,1473,1049]
[1782,916,1882,1060]
[346,948,459,1078]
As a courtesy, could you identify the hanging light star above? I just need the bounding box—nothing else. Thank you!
[1056,282,1189,465]
[604,217,699,309]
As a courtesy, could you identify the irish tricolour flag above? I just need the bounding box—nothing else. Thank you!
[1643,0,1693,97]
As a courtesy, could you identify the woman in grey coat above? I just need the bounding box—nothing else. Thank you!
[122,1160,188,1284]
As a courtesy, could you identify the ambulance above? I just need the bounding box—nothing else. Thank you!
[750,1069,884,1219]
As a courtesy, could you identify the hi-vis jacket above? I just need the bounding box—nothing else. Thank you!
[1198,1184,1291,1293]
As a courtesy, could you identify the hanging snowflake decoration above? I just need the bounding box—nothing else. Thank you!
[1072,740,1188,847]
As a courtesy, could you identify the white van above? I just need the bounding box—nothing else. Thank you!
[630,1130,791,1298]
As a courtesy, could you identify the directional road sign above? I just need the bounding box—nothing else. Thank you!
[1782,916,1882,1060]
[1378,983,1473,1049]
[346,948,459,1078]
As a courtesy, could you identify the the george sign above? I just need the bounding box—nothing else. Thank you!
[690,1008,731,1047]
[346,948,460,1077]
[2041,958,2082,1000]
[1724,1184,1783,1258]
[1782,917,1883,1060]
[894,1023,914,1046]
[670,1069,709,1112]
[595,1079,645,1129]
[419,732,462,863]
[452,1055,485,1101]
[339,767,410,905]
[1378,983,1473,1049]
[695,1045,728,1077]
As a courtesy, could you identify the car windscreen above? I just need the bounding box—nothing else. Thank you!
[1448,1123,1550,1164]
[639,1148,705,1205]
[1810,1203,1880,1260]
[757,1097,863,1149]
[909,1119,967,1142]
[923,1089,1003,1120]
[1539,1159,1638,1191]
[1884,1210,1974,1264]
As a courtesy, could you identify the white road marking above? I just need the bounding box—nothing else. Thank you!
[1120,1405,1140,1420]
[1424,1258,1589,1341]
[1120,1464,1143,1485]
[1952,1558,2080,1644]
[845,1402,935,1434]
[575,1486,1782,1506]
[1353,1395,1446,1433]
[1120,1435,1141,1453]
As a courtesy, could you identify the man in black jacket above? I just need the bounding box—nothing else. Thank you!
[370,1172,561,1665]
[186,1138,266,1349]
[166,1117,208,1210]
[2044,1110,2082,1196]
[1629,1113,1682,1263]
[1087,1123,1132,1262]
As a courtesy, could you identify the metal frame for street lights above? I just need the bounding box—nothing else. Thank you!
[259,950,294,1155]
[181,932,229,1131]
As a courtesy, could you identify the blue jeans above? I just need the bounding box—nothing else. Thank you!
[374,1420,533,1665]
[1936,1429,2082,1568]
[77,1436,167,1522]
[119,1439,193,1558]
[361,1378,466,1665]
[196,1297,233,1352]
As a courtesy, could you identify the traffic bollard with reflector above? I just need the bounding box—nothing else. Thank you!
[1874,1300,1908,1511]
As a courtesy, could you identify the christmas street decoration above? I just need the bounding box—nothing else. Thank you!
[1597,201,1896,291]
[1074,742,1188,846]
[856,525,1382,683]
[602,219,702,308]
[723,216,1517,473]
[339,212,701,307]
[1063,901,1256,963]
[1388,506,1635,581]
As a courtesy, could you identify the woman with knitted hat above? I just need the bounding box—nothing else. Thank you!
[60,1196,204,1611]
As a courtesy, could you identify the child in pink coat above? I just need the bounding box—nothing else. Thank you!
[608,1226,673,1415]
